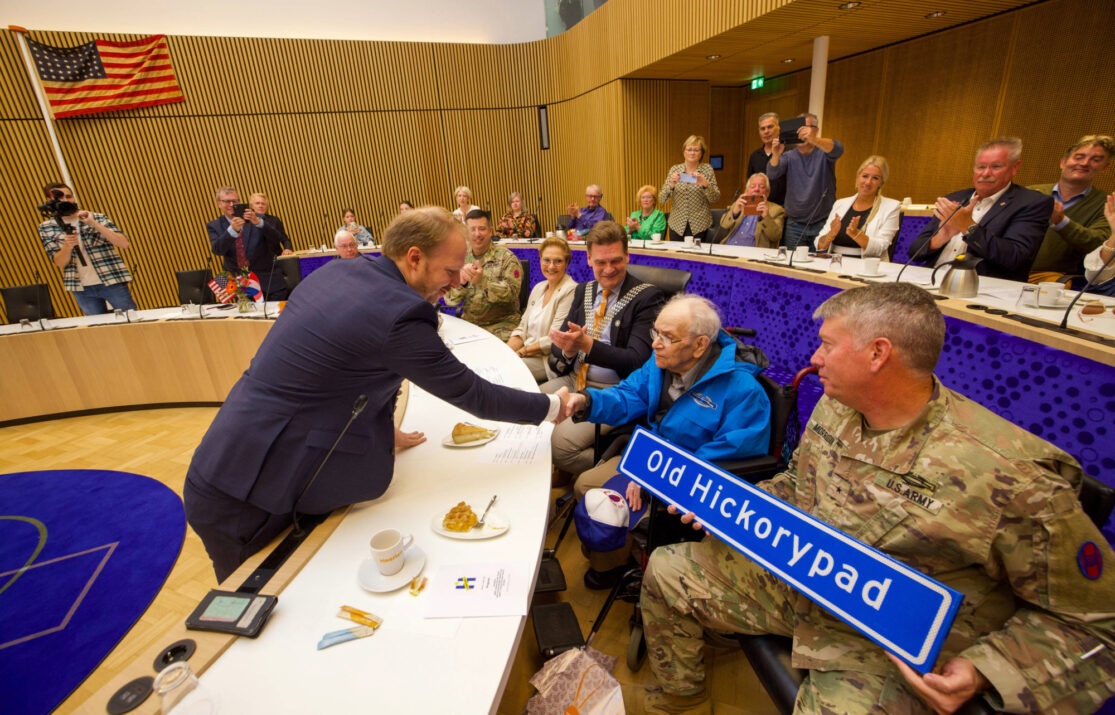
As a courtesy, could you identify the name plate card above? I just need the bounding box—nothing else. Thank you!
[618,427,963,673]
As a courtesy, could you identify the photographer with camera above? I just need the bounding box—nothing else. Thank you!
[37,182,136,315]
[207,186,289,300]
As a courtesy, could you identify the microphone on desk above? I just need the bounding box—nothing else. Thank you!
[533,196,544,241]
[788,189,827,269]
[1059,249,1115,329]
[263,253,281,319]
[289,394,369,536]
[895,196,971,284]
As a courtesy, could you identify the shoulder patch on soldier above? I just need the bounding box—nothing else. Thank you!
[1078,541,1103,580]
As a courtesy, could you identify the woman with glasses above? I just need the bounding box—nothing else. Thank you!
[659,135,721,241]
[625,184,667,241]
[506,237,577,382]
[496,191,538,238]
[814,155,900,257]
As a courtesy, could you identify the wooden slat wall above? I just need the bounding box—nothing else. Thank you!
[737,0,1115,208]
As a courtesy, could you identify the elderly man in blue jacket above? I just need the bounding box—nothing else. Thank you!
[564,293,771,588]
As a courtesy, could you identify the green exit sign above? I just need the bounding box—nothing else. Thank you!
[750,77,765,89]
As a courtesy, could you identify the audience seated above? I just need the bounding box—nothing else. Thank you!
[495,191,538,238]
[719,172,784,247]
[507,237,577,382]
[566,185,613,234]
[37,181,136,316]
[1083,194,1115,289]
[333,230,359,259]
[250,193,294,255]
[747,112,787,206]
[637,282,1115,715]
[398,200,414,213]
[767,112,844,250]
[815,155,900,257]
[443,209,523,340]
[542,221,665,479]
[909,137,1053,282]
[565,294,772,589]
[452,185,480,223]
[340,208,375,246]
[659,135,721,241]
[625,184,667,240]
[1028,135,1113,282]
[207,186,288,300]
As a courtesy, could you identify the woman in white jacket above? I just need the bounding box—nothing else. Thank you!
[506,237,577,382]
[815,155,900,258]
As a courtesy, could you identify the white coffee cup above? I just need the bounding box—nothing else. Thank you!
[370,528,413,576]
[863,257,881,275]
[546,231,555,238]
[683,234,695,247]
[557,229,566,239]
[1037,281,1064,308]
[794,245,810,261]
[651,233,662,242]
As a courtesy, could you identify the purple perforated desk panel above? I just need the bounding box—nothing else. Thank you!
[297,248,1115,540]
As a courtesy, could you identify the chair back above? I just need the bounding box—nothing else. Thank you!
[1,284,54,323]
[707,208,726,243]
[557,214,571,231]
[519,259,531,312]
[1081,473,1115,529]
[755,373,797,461]
[175,269,215,305]
[529,214,540,239]
[626,264,691,300]
[276,256,303,294]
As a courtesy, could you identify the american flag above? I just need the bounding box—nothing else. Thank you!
[27,35,184,119]
[208,275,235,304]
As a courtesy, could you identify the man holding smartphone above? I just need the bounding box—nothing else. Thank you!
[207,186,289,300]
[718,173,785,247]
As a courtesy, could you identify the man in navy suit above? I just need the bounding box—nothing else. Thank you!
[185,207,573,581]
[909,137,1053,282]
[249,192,294,256]
[207,186,289,300]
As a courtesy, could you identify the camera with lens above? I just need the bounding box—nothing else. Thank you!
[37,189,79,234]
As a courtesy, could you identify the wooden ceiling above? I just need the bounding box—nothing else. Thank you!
[625,0,1036,85]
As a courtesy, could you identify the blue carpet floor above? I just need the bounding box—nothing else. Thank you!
[0,470,185,715]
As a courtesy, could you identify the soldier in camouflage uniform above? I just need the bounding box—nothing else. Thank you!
[443,209,522,340]
[639,282,1115,714]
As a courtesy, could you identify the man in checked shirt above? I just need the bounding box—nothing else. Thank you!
[37,182,136,315]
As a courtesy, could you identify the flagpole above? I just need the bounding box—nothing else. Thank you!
[10,25,75,190]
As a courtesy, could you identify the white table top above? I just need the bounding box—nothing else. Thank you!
[507,239,1115,339]
[200,315,553,713]
[0,302,283,336]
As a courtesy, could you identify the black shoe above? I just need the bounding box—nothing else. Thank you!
[583,564,630,590]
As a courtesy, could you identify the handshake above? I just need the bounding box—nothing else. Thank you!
[549,387,588,424]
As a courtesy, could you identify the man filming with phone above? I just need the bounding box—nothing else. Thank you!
[37,182,136,315]
[207,186,289,300]
[718,173,785,247]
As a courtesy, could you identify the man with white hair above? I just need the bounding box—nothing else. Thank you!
[334,230,359,259]
[564,293,772,588]
[566,184,613,233]
[910,137,1052,282]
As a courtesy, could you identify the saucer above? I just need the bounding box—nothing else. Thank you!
[431,508,510,540]
[358,545,426,593]
[644,242,670,250]
[857,272,887,278]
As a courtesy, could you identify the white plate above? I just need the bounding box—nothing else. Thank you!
[431,508,510,540]
[857,272,887,278]
[673,245,703,252]
[441,428,499,448]
[357,545,426,593]
[643,242,670,250]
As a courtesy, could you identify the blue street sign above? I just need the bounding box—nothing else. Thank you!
[618,427,963,674]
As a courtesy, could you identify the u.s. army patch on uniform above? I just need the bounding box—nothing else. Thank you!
[874,473,943,514]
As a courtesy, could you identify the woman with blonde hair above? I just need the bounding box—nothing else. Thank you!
[496,191,538,238]
[625,185,667,241]
[815,155,901,257]
[451,186,479,223]
[659,135,720,241]
[506,237,577,382]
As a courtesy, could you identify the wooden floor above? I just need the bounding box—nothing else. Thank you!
[0,407,776,714]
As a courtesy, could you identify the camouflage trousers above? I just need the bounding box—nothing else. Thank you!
[641,536,932,713]
[476,319,518,342]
